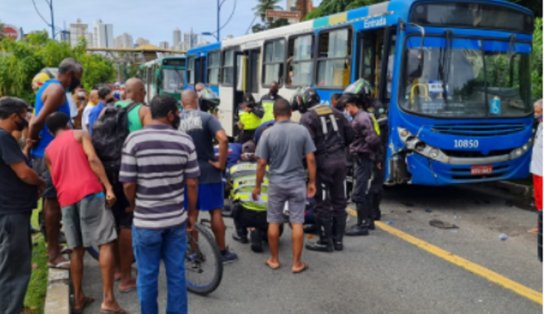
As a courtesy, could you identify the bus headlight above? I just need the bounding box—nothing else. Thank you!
[397,127,449,163]
[509,139,532,160]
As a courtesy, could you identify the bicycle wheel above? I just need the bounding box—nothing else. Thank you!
[185,223,223,296]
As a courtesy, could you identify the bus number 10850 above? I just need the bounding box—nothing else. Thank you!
[454,139,479,149]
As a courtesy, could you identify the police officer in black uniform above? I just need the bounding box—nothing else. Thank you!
[298,88,353,252]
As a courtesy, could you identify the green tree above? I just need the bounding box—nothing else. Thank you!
[253,0,282,23]
[252,0,288,32]
[0,32,115,103]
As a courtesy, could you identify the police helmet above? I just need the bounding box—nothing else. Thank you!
[198,87,220,113]
[292,87,320,113]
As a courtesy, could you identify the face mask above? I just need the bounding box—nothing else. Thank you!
[343,110,353,122]
[68,75,81,92]
[15,116,28,131]
[172,114,181,130]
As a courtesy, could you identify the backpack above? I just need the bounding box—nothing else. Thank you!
[92,102,139,171]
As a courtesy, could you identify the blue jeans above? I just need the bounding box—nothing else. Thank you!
[132,224,188,314]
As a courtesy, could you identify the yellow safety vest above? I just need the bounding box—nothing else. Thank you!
[261,100,275,123]
[239,111,261,131]
[370,113,380,136]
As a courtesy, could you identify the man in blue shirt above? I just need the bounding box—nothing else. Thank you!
[25,58,82,269]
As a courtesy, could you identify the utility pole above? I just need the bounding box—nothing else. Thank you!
[217,0,220,42]
[49,0,55,40]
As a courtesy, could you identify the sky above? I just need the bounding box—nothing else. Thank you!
[0,0,269,44]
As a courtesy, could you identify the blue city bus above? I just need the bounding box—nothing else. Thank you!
[138,55,188,103]
[194,0,535,186]
[187,42,221,95]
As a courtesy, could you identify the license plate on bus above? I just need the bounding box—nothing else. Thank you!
[471,165,493,175]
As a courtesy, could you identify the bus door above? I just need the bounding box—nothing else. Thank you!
[194,56,206,85]
[356,26,396,113]
[233,51,246,136]
[357,26,398,181]
[245,49,261,96]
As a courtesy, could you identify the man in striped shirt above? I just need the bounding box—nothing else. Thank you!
[119,95,199,314]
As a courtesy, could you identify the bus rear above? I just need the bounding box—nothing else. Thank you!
[387,1,535,185]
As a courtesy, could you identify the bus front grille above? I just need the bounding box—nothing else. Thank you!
[432,123,526,136]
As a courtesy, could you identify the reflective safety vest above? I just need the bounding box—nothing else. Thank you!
[308,104,345,156]
[369,113,380,136]
[261,100,275,123]
[239,111,261,131]
[229,162,269,212]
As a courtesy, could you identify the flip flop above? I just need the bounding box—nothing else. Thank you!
[118,284,136,293]
[292,263,308,274]
[48,260,71,269]
[265,259,281,270]
[100,306,126,314]
[72,296,95,314]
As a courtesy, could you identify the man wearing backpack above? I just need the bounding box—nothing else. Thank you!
[92,78,151,293]
[299,88,353,252]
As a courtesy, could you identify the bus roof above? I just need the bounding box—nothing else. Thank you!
[187,42,221,56]
[221,0,533,49]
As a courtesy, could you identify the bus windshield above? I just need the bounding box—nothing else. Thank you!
[162,68,185,93]
[399,36,532,118]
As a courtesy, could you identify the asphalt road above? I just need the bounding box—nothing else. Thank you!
[82,185,543,314]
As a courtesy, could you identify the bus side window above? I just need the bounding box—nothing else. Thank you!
[222,49,235,86]
[287,34,314,88]
[316,28,352,88]
[262,39,285,86]
[207,51,221,86]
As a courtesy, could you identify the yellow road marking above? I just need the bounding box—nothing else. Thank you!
[378,221,543,305]
[346,207,543,305]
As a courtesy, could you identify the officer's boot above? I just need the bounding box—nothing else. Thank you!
[306,218,334,252]
[367,195,376,230]
[332,212,347,251]
[372,193,382,221]
[345,203,369,236]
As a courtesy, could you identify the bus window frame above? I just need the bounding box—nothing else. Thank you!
[286,32,315,89]
[261,37,287,88]
[314,25,354,90]
[207,50,221,86]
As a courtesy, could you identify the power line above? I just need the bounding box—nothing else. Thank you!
[245,15,258,34]
[31,0,51,27]
[219,0,237,31]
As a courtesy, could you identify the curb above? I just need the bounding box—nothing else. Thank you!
[44,268,70,314]
[495,181,533,197]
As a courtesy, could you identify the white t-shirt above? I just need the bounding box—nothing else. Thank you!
[531,122,542,176]
[81,103,96,132]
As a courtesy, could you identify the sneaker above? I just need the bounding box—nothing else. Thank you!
[221,248,239,264]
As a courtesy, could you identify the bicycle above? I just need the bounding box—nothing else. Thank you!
[83,218,223,296]
[185,219,223,296]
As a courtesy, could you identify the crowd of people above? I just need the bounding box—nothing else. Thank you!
[0,56,541,314]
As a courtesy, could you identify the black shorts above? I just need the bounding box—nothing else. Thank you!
[106,167,133,229]
[32,157,57,199]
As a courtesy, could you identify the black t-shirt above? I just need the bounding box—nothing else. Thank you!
[0,128,37,214]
